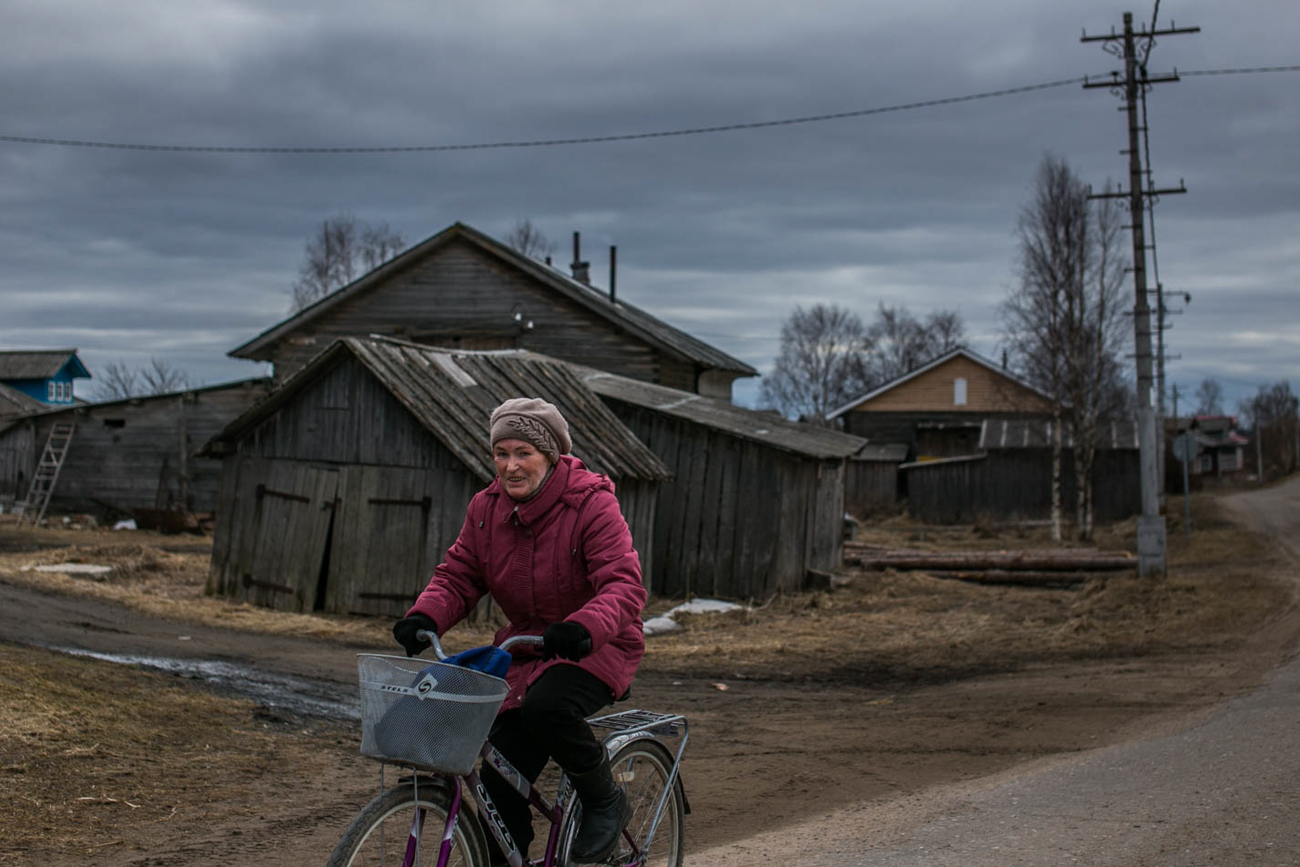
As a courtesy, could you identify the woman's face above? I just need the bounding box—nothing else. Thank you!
[493,438,552,500]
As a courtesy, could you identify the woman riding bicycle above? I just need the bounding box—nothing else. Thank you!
[392,397,647,866]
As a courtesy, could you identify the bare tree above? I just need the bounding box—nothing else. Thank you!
[140,358,191,395]
[290,214,407,312]
[864,304,965,384]
[761,304,873,425]
[95,361,140,401]
[94,358,192,401]
[1239,380,1299,478]
[1002,155,1129,541]
[505,219,556,261]
[1194,377,1224,416]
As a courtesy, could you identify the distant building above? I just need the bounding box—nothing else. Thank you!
[828,347,1054,460]
[227,222,757,400]
[0,349,91,417]
[1166,415,1250,485]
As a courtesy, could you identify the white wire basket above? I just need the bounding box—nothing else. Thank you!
[357,654,509,775]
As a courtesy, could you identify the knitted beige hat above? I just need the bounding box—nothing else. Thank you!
[489,397,572,463]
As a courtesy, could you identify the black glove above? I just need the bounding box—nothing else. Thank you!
[392,614,437,657]
[542,621,592,661]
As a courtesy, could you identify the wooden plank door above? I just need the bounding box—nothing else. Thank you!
[239,463,339,612]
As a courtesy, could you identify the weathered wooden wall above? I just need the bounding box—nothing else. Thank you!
[604,401,846,600]
[268,239,692,391]
[845,458,900,514]
[902,449,1141,525]
[0,382,269,515]
[208,356,658,616]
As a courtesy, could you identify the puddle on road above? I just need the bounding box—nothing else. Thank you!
[54,646,361,721]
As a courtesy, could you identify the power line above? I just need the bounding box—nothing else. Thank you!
[0,67,1294,155]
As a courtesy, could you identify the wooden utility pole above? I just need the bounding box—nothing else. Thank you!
[1083,11,1198,578]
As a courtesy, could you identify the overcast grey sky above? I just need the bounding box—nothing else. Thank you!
[1,0,1296,415]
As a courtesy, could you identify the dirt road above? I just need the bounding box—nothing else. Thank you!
[691,476,1300,866]
[1,485,1296,865]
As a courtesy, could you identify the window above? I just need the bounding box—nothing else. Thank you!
[953,378,968,406]
[47,381,56,401]
[56,382,65,401]
[103,419,126,429]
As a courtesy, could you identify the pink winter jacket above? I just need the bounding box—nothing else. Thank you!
[406,455,646,712]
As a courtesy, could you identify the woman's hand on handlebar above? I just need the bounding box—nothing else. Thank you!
[542,621,593,661]
[392,613,437,657]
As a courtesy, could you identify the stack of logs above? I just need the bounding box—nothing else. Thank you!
[843,541,1136,587]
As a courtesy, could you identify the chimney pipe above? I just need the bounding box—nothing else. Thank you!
[571,231,590,284]
[609,246,617,303]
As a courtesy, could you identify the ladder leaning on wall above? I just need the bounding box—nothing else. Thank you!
[17,422,76,526]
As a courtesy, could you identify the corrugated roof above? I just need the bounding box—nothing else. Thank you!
[0,349,90,381]
[979,417,1140,451]
[577,368,867,459]
[208,338,670,482]
[229,222,756,377]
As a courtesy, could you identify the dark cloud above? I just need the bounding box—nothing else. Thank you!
[1,0,1298,407]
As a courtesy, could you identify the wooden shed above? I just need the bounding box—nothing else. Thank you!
[902,417,1141,524]
[0,379,272,516]
[228,222,756,399]
[577,369,867,600]
[845,443,910,516]
[202,338,670,616]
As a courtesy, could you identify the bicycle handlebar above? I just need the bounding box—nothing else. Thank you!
[414,629,544,661]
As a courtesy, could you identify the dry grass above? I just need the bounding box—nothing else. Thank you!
[0,643,357,863]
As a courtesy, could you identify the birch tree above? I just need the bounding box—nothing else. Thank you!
[1003,155,1128,541]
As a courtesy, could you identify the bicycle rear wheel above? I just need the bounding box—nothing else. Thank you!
[563,739,685,867]
[328,777,489,867]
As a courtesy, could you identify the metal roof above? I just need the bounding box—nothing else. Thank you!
[577,368,867,459]
[0,349,90,381]
[208,338,670,482]
[979,417,1140,451]
[229,222,756,377]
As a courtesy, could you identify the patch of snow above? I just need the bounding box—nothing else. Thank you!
[643,598,746,636]
[665,599,745,617]
[33,563,113,575]
[113,519,137,530]
[642,616,681,636]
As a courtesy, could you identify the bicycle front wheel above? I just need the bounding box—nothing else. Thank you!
[327,778,489,867]
[564,739,685,867]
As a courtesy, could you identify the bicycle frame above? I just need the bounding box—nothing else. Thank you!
[390,631,687,867]
[403,709,688,867]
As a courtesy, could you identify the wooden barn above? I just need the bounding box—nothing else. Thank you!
[902,417,1141,524]
[577,369,867,599]
[228,222,757,399]
[202,338,670,616]
[0,379,272,516]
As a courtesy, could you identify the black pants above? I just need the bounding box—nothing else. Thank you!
[480,664,613,862]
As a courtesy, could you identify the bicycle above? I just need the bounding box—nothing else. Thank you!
[328,631,688,867]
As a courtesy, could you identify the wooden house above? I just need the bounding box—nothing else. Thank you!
[828,348,1055,460]
[201,338,670,616]
[0,378,272,515]
[577,369,867,599]
[227,222,757,400]
[0,349,91,417]
[1165,415,1251,488]
[903,418,1141,524]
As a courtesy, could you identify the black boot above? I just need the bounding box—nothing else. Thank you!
[568,756,630,863]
